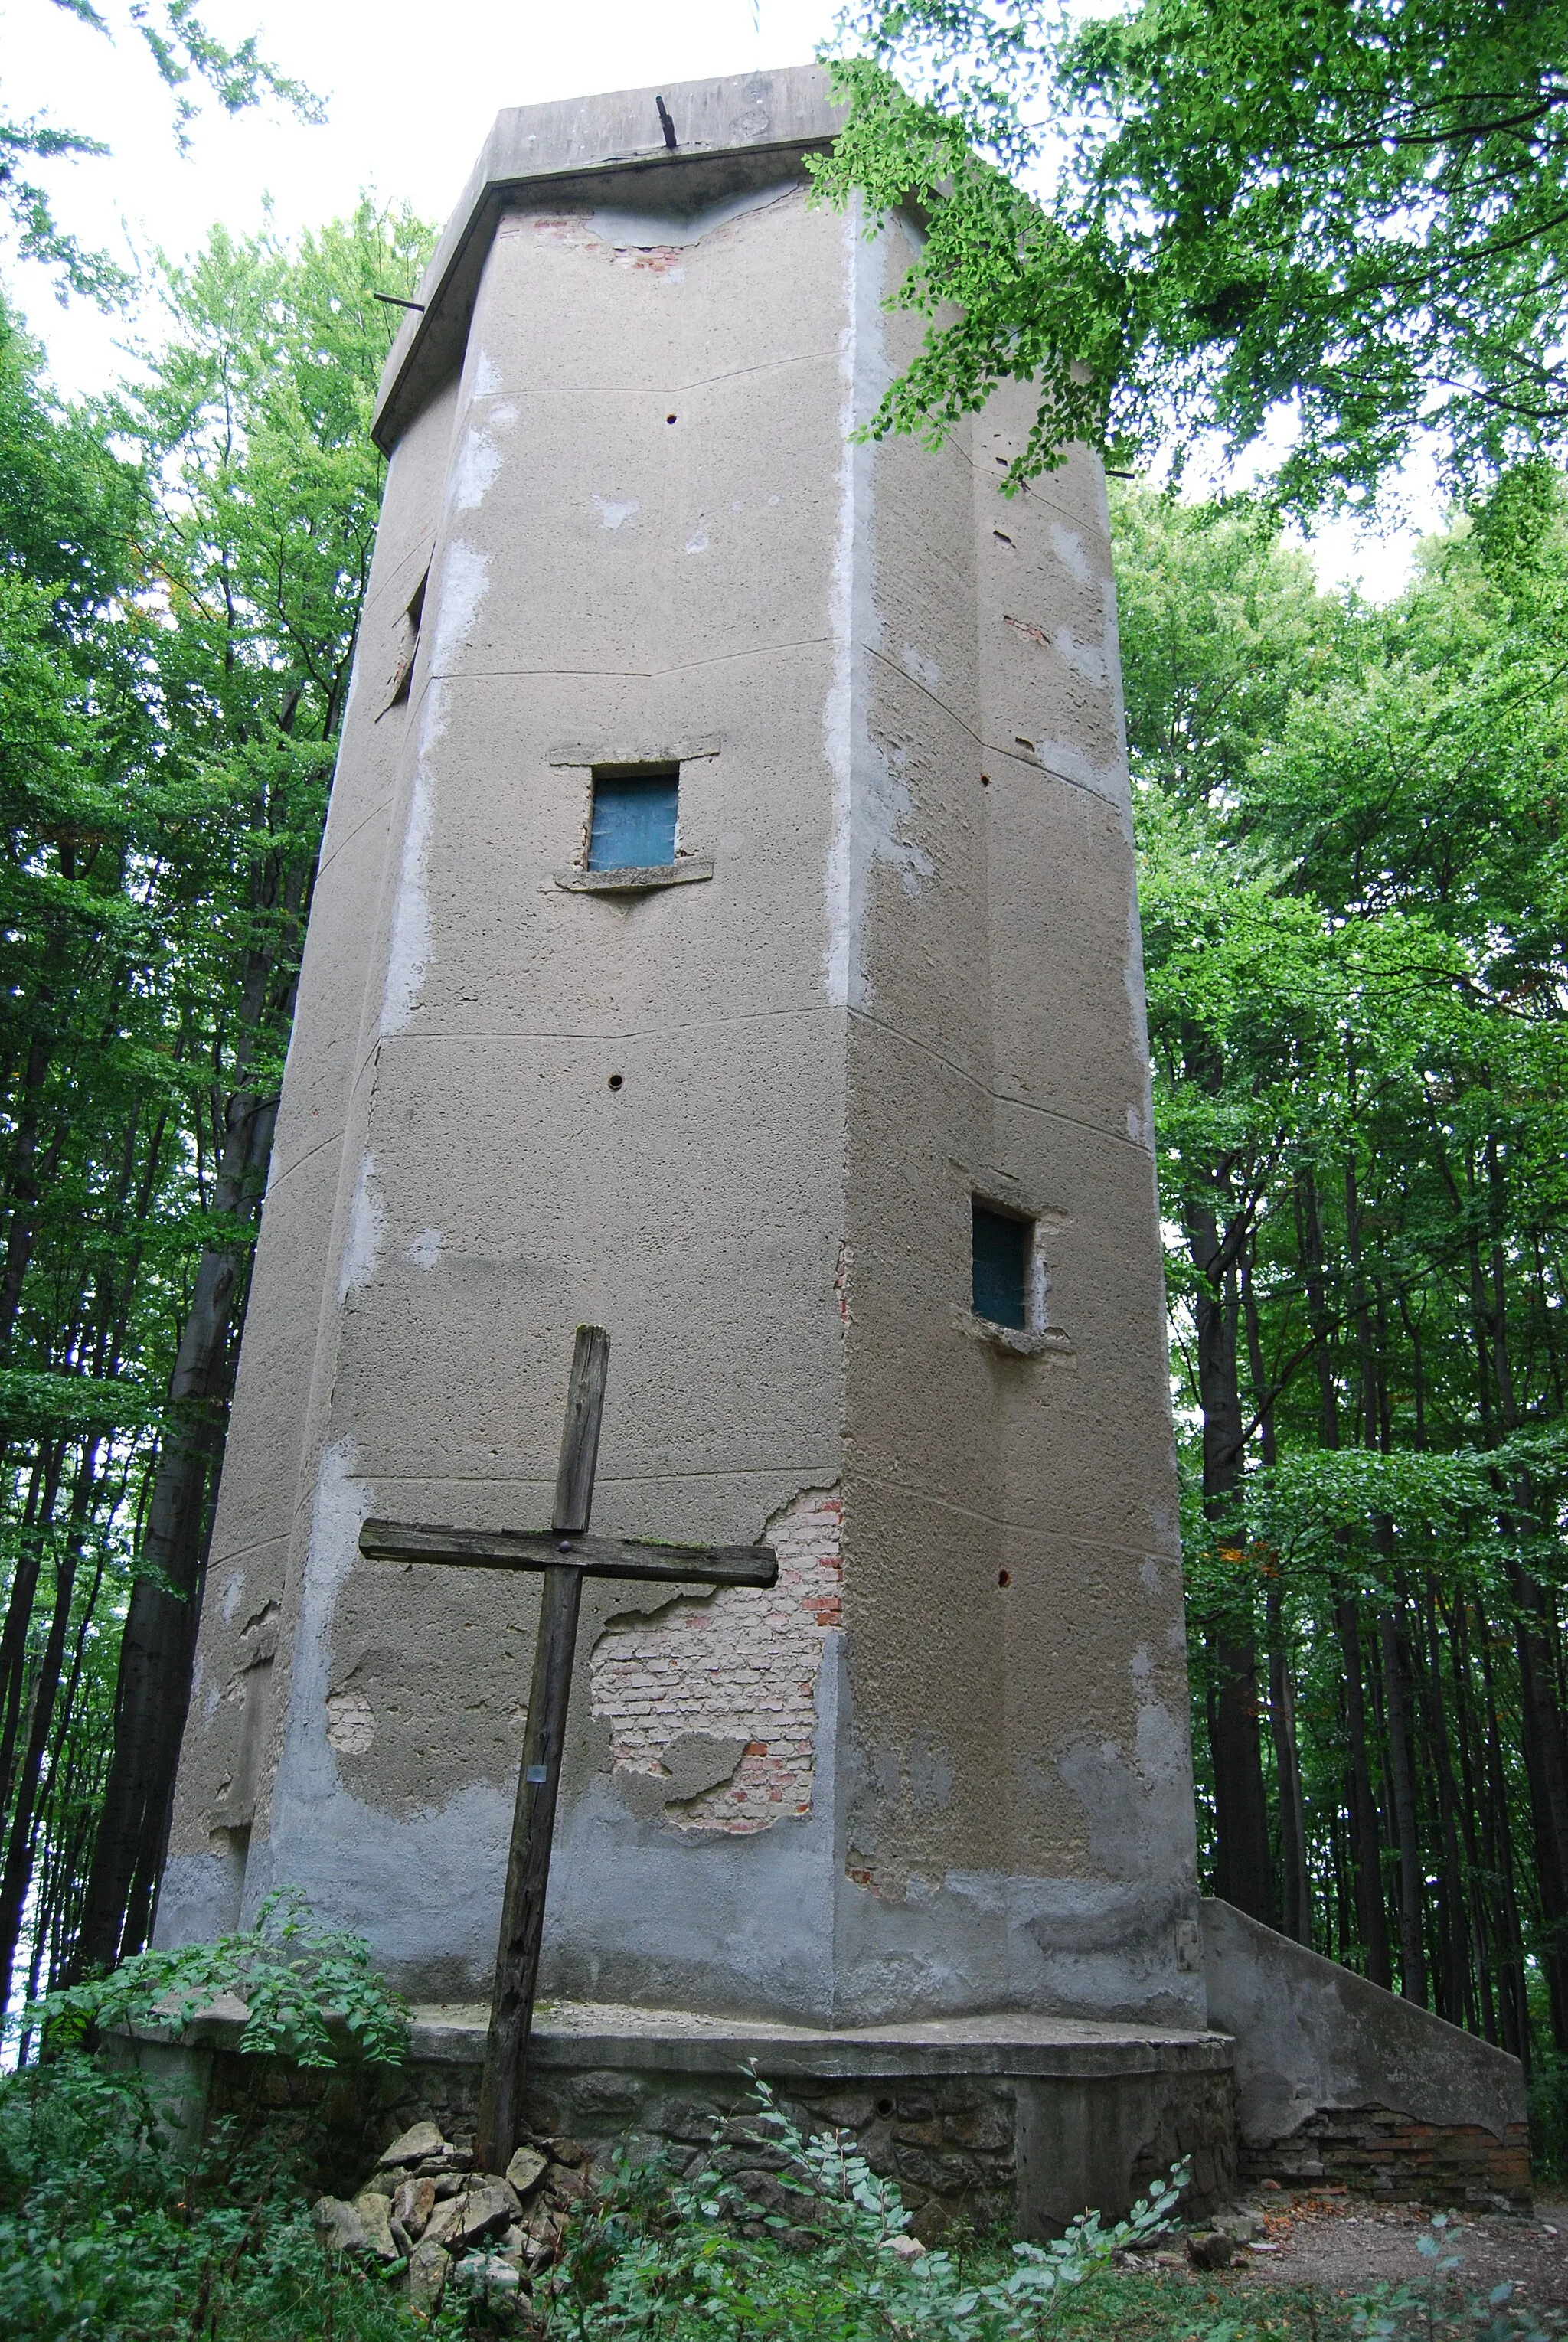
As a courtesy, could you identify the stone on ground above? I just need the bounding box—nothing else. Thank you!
[378,2119,446,2167]
[310,2196,368,2252]
[505,2144,548,2197]
[352,2189,398,2260]
[407,2236,450,2312]
[393,2174,437,2238]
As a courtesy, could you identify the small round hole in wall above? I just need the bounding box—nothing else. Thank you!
[981,773,991,787]
[608,1073,624,1091]
[998,1569,1011,1587]
[876,2096,895,2119]
[666,413,678,423]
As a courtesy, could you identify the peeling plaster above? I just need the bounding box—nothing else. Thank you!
[431,538,489,672]
[339,1152,384,1301]
[409,1226,444,1270]
[450,406,514,512]
[326,1688,377,1756]
[593,495,640,531]
[380,684,444,1034]
[273,1440,375,1821]
[1057,1699,1197,1884]
[1048,520,1093,584]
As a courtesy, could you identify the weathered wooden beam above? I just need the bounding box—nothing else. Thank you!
[359,1517,778,1589]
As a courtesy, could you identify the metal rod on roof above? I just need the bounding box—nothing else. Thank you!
[655,95,678,150]
[373,292,426,312]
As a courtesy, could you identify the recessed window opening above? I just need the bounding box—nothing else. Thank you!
[385,570,427,711]
[588,763,679,871]
[972,1200,1031,1330]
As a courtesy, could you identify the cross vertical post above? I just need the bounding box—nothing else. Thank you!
[475,1325,607,2170]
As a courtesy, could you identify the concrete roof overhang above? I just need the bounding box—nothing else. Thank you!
[371,64,845,456]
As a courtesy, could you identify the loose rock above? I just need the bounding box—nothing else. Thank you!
[422,2196,467,2252]
[505,2144,549,2199]
[458,2183,520,2244]
[310,2196,367,2254]
[457,2252,522,2293]
[352,2190,399,2261]
[394,2175,437,2240]
[407,2236,450,2314]
[378,2120,445,2168]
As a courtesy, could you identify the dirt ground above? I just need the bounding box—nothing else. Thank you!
[1146,2187,1568,2314]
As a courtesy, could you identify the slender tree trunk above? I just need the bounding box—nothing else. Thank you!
[70,1076,279,1975]
[1267,1602,1312,1945]
[1298,1167,1389,1981]
[1377,1592,1427,2003]
[1338,1598,1393,1986]
[0,1445,99,2011]
[1187,1200,1272,1922]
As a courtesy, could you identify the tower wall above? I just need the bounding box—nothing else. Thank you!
[158,67,1201,2030]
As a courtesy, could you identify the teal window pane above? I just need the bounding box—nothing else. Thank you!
[972,1202,1028,1328]
[589,773,678,870]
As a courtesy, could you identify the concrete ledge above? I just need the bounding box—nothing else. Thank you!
[405,1998,1235,2081]
[144,1996,1239,2236]
[554,860,714,895]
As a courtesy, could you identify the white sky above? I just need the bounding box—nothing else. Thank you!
[2,0,1436,599]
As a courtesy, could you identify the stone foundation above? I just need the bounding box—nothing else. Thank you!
[143,1997,1237,2241]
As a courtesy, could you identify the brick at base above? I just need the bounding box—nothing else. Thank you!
[1241,2105,1533,2210]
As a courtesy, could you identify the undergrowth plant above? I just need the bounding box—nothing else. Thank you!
[535,2070,1189,2342]
[21,1886,410,2068]
[1345,2215,1557,2342]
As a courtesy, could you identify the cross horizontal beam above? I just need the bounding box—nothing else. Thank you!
[359,1517,777,1588]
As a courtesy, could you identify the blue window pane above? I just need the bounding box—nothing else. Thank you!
[972,1202,1028,1328]
[589,775,678,870]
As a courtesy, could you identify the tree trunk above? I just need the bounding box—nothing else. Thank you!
[1377,1594,1428,2004]
[1338,1598,1392,1987]
[1187,1199,1273,1922]
[1267,1587,1311,1944]
[68,1079,278,1975]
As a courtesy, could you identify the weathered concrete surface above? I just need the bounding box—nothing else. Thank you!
[158,64,1199,2034]
[1202,1899,1530,2203]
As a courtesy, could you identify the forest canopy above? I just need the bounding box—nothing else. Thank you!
[815,0,1568,513]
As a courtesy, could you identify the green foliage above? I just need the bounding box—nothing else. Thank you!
[2,1,322,301]
[818,2,1568,511]
[0,194,433,2019]
[1346,2215,1553,2342]
[0,2052,428,2340]
[535,2075,1187,2342]
[25,1887,410,2067]
[1110,469,1568,2025]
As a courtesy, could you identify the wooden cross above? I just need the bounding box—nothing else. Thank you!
[358,1325,778,2170]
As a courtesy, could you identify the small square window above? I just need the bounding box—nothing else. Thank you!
[972,1201,1030,1329]
[589,765,679,871]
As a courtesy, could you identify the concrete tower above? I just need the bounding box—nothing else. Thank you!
[160,65,1204,2037]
